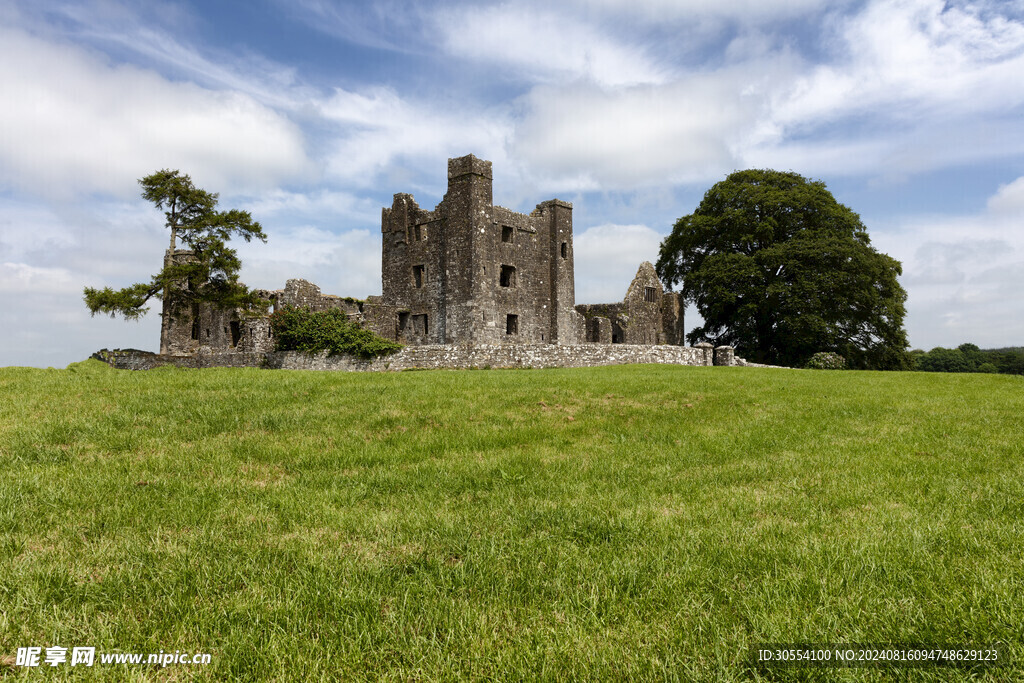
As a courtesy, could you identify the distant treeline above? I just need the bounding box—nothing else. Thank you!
[911,344,1024,375]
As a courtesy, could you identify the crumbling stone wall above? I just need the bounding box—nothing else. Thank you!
[161,273,362,356]
[365,154,583,345]
[151,155,697,365]
[576,262,683,345]
[95,344,739,372]
[277,279,363,316]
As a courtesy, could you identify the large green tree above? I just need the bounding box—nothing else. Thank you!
[656,169,910,369]
[83,169,268,320]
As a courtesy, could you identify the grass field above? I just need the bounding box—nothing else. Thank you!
[1,361,1022,681]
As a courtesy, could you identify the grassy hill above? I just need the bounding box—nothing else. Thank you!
[2,361,1021,680]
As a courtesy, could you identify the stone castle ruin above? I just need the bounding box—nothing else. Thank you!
[123,154,743,371]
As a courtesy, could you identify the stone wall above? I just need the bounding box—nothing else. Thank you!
[93,344,742,372]
[278,279,362,316]
[266,344,712,371]
[576,262,683,345]
[92,349,266,370]
[374,155,583,346]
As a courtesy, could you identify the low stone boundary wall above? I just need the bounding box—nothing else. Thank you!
[91,349,265,370]
[93,344,752,372]
[266,344,712,371]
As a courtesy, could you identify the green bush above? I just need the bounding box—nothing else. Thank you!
[269,305,402,359]
[805,352,847,370]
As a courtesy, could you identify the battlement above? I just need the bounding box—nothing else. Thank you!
[533,199,573,213]
[447,154,492,181]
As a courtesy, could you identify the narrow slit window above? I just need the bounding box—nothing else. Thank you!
[413,265,425,288]
[561,242,568,259]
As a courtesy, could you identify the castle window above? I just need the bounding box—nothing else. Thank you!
[415,224,425,241]
[191,320,199,341]
[413,265,425,288]
[398,311,410,336]
[230,321,241,347]
[502,225,514,243]
[413,313,428,336]
[506,314,518,335]
[500,265,516,288]
[561,242,568,259]
[644,286,657,303]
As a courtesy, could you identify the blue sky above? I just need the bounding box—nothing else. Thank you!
[2,0,1024,367]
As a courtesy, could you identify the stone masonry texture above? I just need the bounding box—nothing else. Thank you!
[110,155,739,372]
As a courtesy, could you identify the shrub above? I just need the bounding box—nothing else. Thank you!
[915,347,974,373]
[269,306,402,359]
[805,352,847,370]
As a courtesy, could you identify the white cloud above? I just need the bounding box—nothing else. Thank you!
[0,262,75,295]
[0,27,312,200]
[741,116,1024,181]
[243,189,381,226]
[235,226,382,298]
[0,259,161,367]
[436,5,668,87]
[511,69,780,189]
[575,0,835,22]
[278,0,426,52]
[574,223,665,303]
[987,176,1024,215]
[870,176,1024,349]
[318,87,510,188]
[0,196,178,367]
[776,0,1024,126]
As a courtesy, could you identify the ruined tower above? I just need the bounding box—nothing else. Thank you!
[370,154,584,345]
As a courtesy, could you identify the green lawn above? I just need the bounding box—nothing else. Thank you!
[1,361,1021,681]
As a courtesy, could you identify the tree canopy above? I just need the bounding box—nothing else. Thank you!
[912,343,1016,374]
[83,170,267,320]
[656,169,910,369]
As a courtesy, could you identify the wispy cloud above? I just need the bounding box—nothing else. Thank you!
[775,0,1024,125]
[317,86,510,189]
[573,0,837,22]
[275,0,429,53]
